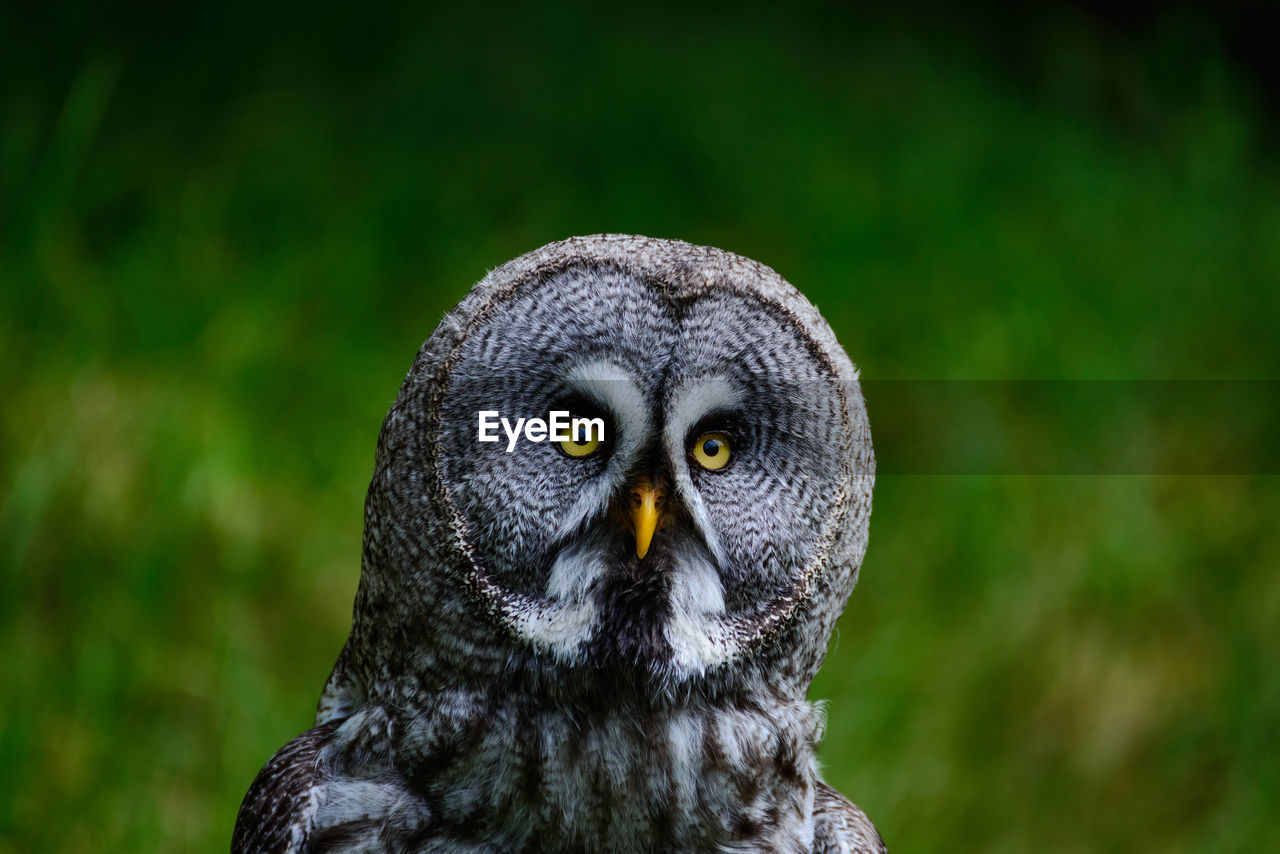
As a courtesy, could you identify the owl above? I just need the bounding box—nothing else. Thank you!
[233,235,882,853]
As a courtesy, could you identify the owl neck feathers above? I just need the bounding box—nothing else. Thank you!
[375,680,824,852]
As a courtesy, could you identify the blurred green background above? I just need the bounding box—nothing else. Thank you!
[2,2,1278,851]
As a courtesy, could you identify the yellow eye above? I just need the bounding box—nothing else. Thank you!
[559,420,602,458]
[690,431,732,471]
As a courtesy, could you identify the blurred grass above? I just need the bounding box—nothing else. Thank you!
[2,3,1278,852]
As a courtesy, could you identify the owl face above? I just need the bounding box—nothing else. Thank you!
[434,263,856,681]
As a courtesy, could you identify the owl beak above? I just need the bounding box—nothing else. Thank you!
[629,478,665,560]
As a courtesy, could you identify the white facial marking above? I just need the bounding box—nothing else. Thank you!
[664,549,736,672]
[504,535,611,659]
[499,368,756,675]
[506,596,595,662]
[551,359,651,543]
[666,375,741,438]
[565,358,650,444]
[664,375,743,567]
[498,360,656,660]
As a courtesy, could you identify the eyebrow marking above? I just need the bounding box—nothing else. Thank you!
[549,359,652,544]
[663,375,744,568]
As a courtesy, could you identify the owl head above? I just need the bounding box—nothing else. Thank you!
[321,235,873,719]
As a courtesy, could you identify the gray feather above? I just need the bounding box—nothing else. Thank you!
[234,235,882,853]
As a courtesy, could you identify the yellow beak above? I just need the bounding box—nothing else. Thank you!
[630,479,663,559]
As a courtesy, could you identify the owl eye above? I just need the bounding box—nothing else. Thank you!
[690,431,732,471]
[559,419,603,458]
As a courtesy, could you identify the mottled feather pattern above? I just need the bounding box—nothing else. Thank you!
[235,235,882,853]
[234,720,340,853]
[240,693,829,852]
[812,784,887,854]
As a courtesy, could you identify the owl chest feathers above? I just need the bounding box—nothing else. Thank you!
[313,689,824,853]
